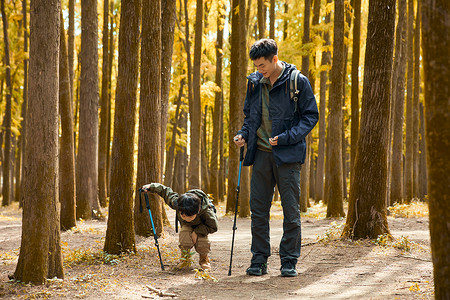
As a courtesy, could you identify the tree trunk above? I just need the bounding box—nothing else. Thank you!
[161,0,177,177]
[18,0,29,208]
[404,0,414,203]
[218,92,225,201]
[173,110,187,194]
[300,0,311,212]
[343,0,396,239]
[164,80,184,188]
[326,0,345,218]
[390,0,407,205]
[269,0,275,39]
[418,102,427,199]
[201,105,210,192]
[283,3,288,40]
[210,3,225,203]
[59,10,76,231]
[187,0,203,189]
[77,0,100,219]
[105,0,141,254]
[68,0,74,98]
[1,0,12,207]
[315,0,331,204]
[412,0,420,199]
[14,0,63,283]
[309,148,316,201]
[421,0,450,297]
[98,0,110,208]
[257,0,265,39]
[350,0,361,175]
[134,0,163,238]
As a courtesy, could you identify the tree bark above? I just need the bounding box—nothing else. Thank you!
[343,0,396,239]
[105,0,141,254]
[390,0,407,205]
[98,0,110,208]
[421,0,450,297]
[210,3,225,203]
[326,0,345,218]
[418,102,427,199]
[201,105,210,192]
[59,10,76,231]
[14,0,63,283]
[412,0,420,199]
[269,0,275,39]
[350,0,361,175]
[187,0,203,189]
[161,0,177,176]
[404,0,414,203]
[68,0,74,98]
[134,0,163,237]
[77,0,100,219]
[257,0,265,39]
[1,0,12,206]
[315,0,331,204]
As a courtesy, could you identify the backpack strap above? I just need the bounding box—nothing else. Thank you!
[290,70,301,112]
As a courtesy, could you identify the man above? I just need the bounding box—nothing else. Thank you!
[233,39,318,277]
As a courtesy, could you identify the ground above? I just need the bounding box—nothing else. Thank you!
[0,200,434,299]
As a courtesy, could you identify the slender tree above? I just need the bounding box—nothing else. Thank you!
[404,0,414,203]
[77,0,101,219]
[258,0,265,39]
[210,0,225,203]
[350,0,361,173]
[68,0,74,98]
[134,0,163,237]
[269,0,275,39]
[326,0,345,217]
[390,0,407,205]
[98,0,110,208]
[418,101,427,199]
[1,0,13,206]
[421,0,450,297]
[105,0,141,253]
[315,0,331,203]
[343,0,396,239]
[59,11,76,231]
[188,0,203,189]
[161,0,177,175]
[14,0,63,283]
[412,0,420,198]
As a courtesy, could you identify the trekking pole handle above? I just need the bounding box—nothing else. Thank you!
[239,146,244,162]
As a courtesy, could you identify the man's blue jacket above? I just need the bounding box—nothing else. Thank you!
[237,62,319,166]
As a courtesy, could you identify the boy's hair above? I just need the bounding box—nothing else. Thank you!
[177,193,201,216]
[249,39,278,61]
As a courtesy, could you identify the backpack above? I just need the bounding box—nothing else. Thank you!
[290,69,301,112]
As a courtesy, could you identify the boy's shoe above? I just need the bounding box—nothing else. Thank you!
[199,254,211,271]
[280,261,298,277]
[246,263,267,276]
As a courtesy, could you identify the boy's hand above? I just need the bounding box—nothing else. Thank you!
[191,231,198,245]
[142,184,152,192]
[233,134,245,147]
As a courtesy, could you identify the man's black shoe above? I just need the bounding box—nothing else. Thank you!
[246,263,268,276]
[280,261,298,277]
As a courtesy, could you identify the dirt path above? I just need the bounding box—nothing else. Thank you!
[0,202,433,299]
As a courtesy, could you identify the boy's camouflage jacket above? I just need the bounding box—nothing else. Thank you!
[148,183,218,237]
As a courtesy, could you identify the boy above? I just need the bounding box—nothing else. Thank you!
[142,183,218,271]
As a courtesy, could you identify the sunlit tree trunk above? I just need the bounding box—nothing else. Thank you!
[201,105,210,192]
[188,0,203,189]
[1,0,12,206]
[269,0,275,39]
[418,102,427,199]
[59,11,76,231]
[390,0,407,205]
[315,0,331,204]
[326,0,345,218]
[421,0,450,297]
[404,0,414,203]
[98,0,110,208]
[343,0,396,239]
[77,0,100,219]
[105,0,141,253]
[134,0,163,237]
[14,0,63,282]
[257,0,265,39]
[412,0,420,199]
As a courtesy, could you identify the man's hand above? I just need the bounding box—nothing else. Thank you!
[269,136,278,146]
[191,231,198,245]
[233,134,245,147]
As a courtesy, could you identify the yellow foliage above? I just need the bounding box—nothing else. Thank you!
[388,200,429,218]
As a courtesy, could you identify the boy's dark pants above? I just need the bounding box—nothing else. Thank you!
[250,149,302,266]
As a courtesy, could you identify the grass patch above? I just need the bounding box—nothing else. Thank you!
[388,199,429,218]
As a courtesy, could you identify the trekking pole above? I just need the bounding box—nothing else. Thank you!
[139,188,165,271]
[228,146,244,276]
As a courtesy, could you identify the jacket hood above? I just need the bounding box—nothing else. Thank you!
[247,61,297,85]
[187,189,211,212]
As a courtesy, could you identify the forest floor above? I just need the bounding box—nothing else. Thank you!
[0,200,434,299]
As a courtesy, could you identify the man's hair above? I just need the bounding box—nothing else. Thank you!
[249,39,278,61]
[177,193,201,216]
